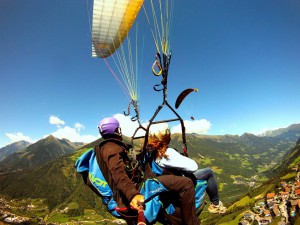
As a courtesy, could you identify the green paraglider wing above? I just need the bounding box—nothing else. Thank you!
[175,88,198,109]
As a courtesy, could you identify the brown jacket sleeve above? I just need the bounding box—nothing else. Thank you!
[99,141,140,202]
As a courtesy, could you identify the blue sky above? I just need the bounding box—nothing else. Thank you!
[1,0,300,148]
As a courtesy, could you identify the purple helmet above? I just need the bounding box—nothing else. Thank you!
[98,117,121,136]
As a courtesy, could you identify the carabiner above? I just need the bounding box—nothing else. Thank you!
[124,103,131,116]
[152,60,162,76]
[131,115,138,122]
[153,84,164,91]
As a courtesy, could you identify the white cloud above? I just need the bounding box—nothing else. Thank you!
[171,119,211,134]
[49,114,145,143]
[47,115,97,143]
[48,126,97,143]
[75,123,85,132]
[5,132,33,144]
[113,113,147,137]
[114,114,211,136]
[49,115,65,127]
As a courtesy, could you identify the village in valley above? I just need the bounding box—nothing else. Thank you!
[0,198,36,224]
[239,170,300,225]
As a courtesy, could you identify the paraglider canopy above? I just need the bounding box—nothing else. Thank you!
[175,88,198,109]
[92,0,144,58]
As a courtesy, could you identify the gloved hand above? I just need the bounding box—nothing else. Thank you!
[130,194,144,210]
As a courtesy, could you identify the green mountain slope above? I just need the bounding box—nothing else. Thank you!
[171,131,296,202]
[272,137,300,176]
[0,135,77,172]
[0,149,101,209]
[0,140,31,162]
[199,138,300,225]
[0,146,114,224]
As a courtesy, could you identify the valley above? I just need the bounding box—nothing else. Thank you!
[0,124,299,224]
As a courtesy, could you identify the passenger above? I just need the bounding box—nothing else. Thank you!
[147,123,227,214]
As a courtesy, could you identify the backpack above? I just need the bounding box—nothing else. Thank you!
[75,147,123,218]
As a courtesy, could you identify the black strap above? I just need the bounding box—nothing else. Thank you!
[99,138,131,151]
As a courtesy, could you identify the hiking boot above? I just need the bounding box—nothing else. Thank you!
[208,201,227,214]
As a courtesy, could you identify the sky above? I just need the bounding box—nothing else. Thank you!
[0,0,300,148]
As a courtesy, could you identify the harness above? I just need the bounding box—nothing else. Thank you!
[75,139,169,222]
[98,139,144,191]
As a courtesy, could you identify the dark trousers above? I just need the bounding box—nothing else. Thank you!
[157,175,200,225]
[193,167,219,205]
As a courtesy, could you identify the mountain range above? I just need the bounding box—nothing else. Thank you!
[258,123,300,139]
[0,123,299,224]
[0,140,31,162]
[0,135,82,172]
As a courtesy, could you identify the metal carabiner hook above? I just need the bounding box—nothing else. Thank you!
[131,115,138,122]
[124,103,131,116]
[153,84,164,91]
[152,60,162,76]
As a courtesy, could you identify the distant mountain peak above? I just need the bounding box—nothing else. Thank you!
[0,140,31,162]
[0,136,78,171]
[257,123,300,140]
[241,132,256,137]
[46,135,57,140]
